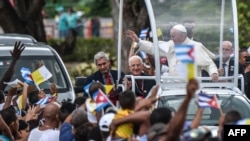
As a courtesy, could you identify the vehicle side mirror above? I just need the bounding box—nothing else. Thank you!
[74,76,87,95]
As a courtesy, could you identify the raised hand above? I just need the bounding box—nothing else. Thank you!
[10,41,25,60]
[186,79,199,99]
[36,60,44,69]
[126,30,139,43]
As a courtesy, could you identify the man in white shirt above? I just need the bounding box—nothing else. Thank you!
[126,24,219,81]
[28,102,60,141]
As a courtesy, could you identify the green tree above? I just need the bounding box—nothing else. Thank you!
[0,0,47,42]
[110,0,149,72]
[237,0,250,48]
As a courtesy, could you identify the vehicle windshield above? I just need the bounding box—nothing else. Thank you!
[0,56,69,93]
[157,95,250,125]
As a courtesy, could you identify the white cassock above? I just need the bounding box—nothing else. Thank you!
[138,38,218,77]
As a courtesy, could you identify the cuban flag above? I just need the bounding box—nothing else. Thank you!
[83,82,94,97]
[198,91,219,109]
[175,44,196,80]
[35,96,53,106]
[139,28,149,39]
[93,89,110,112]
[20,67,34,85]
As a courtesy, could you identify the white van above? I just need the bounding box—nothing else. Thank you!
[0,34,75,102]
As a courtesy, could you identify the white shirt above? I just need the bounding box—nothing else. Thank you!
[28,127,59,141]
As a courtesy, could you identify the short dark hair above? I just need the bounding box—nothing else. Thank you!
[119,90,136,110]
[74,96,87,107]
[150,107,172,125]
[224,110,242,124]
[28,90,39,105]
[58,102,77,123]
[0,106,18,125]
[89,82,105,99]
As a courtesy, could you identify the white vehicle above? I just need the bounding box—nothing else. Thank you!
[0,35,75,103]
[116,0,249,138]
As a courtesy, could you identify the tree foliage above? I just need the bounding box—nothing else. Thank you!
[237,0,250,48]
[0,0,47,42]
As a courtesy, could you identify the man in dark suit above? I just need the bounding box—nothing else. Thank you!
[84,51,124,104]
[214,41,234,77]
[115,55,156,98]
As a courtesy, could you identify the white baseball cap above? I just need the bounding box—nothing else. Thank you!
[99,113,115,132]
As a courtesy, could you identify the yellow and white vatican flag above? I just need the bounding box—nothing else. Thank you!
[31,65,52,86]
[175,44,196,80]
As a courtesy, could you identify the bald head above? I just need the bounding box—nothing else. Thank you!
[43,102,60,120]
[222,41,233,62]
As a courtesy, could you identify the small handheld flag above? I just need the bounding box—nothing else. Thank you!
[175,44,195,80]
[140,28,149,39]
[4,79,21,88]
[31,65,52,85]
[35,96,51,105]
[20,67,34,85]
[104,84,114,95]
[93,89,117,112]
[83,82,94,97]
[198,91,219,109]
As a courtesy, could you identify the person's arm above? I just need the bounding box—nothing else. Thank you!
[197,45,218,81]
[18,82,29,110]
[49,83,58,102]
[165,79,199,141]
[190,107,204,129]
[59,113,75,141]
[2,87,17,109]
[134,85,159,112]
[0,41,25,90]
[110,110,150,136]
[126,30,170,57]
[0,115,15,141]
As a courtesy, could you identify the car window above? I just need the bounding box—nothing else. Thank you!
[157,94,250,125]
[0,56,69,93]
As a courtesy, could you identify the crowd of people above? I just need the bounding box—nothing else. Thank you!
[1,23,250,141]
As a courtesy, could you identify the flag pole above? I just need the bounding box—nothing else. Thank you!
[214,95,224,115]
[30,75,40,91]
[99,89,118,111]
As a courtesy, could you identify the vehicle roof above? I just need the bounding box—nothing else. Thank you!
[0,44,54,56]
[0,33,37,44]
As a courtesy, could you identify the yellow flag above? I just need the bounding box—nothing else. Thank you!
[31,65,52,85]
[104,85,114,95]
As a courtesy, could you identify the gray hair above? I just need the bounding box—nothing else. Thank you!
[128,55,143,66]
[94,52,110,64]
[71,107,88,129]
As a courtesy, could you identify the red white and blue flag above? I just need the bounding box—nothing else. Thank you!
[175,44,196,80]
[20,67,34,85]
[83,82,94,97]
[198,91,219,109]
[93,89,110,112]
